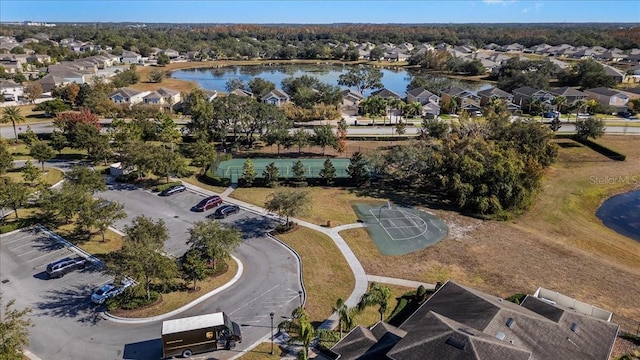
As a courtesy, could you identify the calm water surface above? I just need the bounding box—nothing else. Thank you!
[171,64,492,96]
[596,189,640,242]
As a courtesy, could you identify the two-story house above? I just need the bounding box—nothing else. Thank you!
[341,89,364,116]
[511,86,555,109]
[477,87,521,112]
[441,87,481,112]
[370,88,401,101]
[406,87,441,117]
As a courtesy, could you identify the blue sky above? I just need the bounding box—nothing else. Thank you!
[1,1,639,24]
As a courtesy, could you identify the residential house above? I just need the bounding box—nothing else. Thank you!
[37,74,68,93]
[383,50,409,62]
[228,88,252,97]
[512,86,555,109]
[406,88,440,106]
[341,89,364,116]
[549,87,588,108]
[0,59,23,73]
[441,87,481,112]
[108,87,151,105]
[330,281,619,360]
[162,49,180,59]
[142,91,164,105]
[584,87,630,110]
[548,58,571,75]
[499,43,524,52]
[601,64,626,83]
[370,88,401,101]
[121,50,142,65]
[0,80,25,101]
[477,86,514,106]
[260,89,290,106]
[620,87,640,101]
[596,49,626,62]
[405,88,441,117]
[156,87,181,105]
[203,89,220,101]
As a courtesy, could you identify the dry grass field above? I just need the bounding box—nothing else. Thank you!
[340,135,640,326]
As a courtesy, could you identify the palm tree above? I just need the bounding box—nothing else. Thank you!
[409,101,423,118]
[1,106,26,142]
[573,99,587,121]
[552,95,567,114]
[357,282,391,323]
[332,298,355,338]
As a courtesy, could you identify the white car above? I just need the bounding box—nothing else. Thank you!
[91,278,134,304]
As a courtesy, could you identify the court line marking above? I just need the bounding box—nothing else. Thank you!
[369,208,429,241]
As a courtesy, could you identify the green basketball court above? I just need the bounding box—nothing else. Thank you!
[214,158,351,183]
[352,202,448,255]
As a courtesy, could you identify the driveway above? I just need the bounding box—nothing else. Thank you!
[1,181,302,359]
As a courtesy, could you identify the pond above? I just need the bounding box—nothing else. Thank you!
[596,189,640,243]
[171,64,493,97]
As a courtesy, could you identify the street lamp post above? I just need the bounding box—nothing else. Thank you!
[270,312,275,355]
[298,290,303,308]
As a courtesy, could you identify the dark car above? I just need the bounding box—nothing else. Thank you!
[192,195,223,212]
[618,111,632,119]
[159,184,187,196]
[209,204,241,219]
[46,257,87,278]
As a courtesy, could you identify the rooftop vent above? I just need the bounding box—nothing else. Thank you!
[506,318,515,328]
[446,337,466,350]
[570,323,579,333]
[496,332,506,340]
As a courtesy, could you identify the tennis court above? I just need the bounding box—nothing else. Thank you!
[214,158,351,183]
[352,202,448,255]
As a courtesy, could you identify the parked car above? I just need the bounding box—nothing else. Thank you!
[472,110,483,117]
[618,111,632,119]
[208,204,241,219]
[192,195,223,212]
[91,278,135,304]
[46,257,87,278]
[159,184,187,196]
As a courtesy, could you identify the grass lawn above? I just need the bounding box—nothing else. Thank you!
[230,186,387,227]
[9,141,88,161]
[2,167,64,187]
[52,222,124,255]
[0,104,50,126]
[180,174,229,194]
[336,135,640,325]
[274,227,354,324]
[109,258,238,318]
[238,342,287,359]
[354,283,416,328]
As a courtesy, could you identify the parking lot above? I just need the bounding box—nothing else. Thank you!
[0,180,304,360]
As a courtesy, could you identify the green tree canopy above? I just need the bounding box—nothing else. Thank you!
[0,295,33,359]
[337,67,384,94]
[264,187,311,224]
[29,141,56,171]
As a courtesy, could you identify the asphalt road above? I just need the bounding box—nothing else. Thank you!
[1,171,302,360]
[3,118,640,139]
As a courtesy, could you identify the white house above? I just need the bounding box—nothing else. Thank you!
[109,87,151,105]
[260,89,290,106]
[0,80,24,101]
[121,50,142,65]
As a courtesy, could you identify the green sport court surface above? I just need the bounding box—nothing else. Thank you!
[352,202,448,255]
[215,158,351,183]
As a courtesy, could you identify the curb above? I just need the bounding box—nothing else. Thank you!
[36,225,104,267]
[101,254,244,324]
[266,233,306,308]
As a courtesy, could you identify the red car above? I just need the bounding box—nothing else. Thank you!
[192,195,223,212]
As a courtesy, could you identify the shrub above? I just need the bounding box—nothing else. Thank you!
[154,181,183,192]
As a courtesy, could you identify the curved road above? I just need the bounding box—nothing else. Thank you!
[5,160,302,360]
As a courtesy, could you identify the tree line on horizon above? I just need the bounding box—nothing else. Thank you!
[1,23,638,58]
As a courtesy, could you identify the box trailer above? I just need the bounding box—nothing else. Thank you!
[161,312,242,358]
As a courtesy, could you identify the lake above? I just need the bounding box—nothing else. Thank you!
[171,64,493,97]
[596,189,640,243]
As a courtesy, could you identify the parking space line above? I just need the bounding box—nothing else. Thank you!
[10,241,39,250]
[1,234,34,245]
[17,249,39,256]
[25,249,68,263]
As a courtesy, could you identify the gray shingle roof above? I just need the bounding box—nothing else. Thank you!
[477,87,511,98]
[550,87,587,97]
[331,281,619,360]
[406,88,435,98]
[584,87,622,97]
[371,88,401,99]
